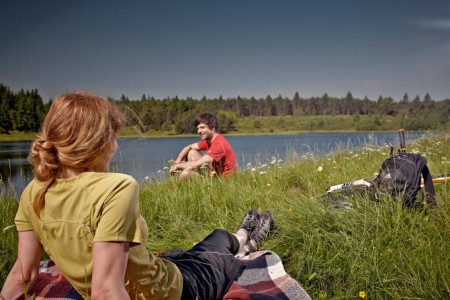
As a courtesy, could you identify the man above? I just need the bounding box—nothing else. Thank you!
[169,113,237,180]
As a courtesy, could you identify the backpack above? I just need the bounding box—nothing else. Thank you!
[374,152,436,208]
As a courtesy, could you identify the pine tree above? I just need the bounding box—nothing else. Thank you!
[0,85,13,133]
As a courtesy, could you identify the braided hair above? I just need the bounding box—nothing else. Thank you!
[28,91,123,216]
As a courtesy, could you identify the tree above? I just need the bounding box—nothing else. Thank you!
[174,110,197,134]
[237,96,250,116]
[217,111,237,133]
[28,89,44,131]
[292,92,304,116]
[120,94,129,102]
[377,95,395,115]
[0,85,13,133]
[12,89,44,132]
[274,94,284,115]
[264,95,275,116]
[402,93,409,104]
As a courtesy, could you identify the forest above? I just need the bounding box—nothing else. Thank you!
[1,83,449,134]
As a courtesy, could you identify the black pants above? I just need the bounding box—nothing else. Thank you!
[162,229,244,300]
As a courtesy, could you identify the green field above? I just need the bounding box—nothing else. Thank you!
[1,133,449,299]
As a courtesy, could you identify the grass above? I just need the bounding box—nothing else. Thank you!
[1,134,449,299]
[0,131,36,142]
[0,195,19,281]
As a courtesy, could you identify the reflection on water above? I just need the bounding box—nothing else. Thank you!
[0,132,430,196]
[0,141,33,197]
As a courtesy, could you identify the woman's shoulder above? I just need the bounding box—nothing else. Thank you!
[83,172,139,186]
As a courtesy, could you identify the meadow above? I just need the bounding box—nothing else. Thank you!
[1,134,449,299]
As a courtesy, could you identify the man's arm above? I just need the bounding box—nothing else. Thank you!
[91,241,130,300]
[1,231,42,299]
[169,142,201,174]
[174,143,200,164]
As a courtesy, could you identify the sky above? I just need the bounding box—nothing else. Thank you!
[1,0,450,102]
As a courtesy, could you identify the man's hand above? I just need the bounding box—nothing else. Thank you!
[169,163,180,175]
[169,161,195,176]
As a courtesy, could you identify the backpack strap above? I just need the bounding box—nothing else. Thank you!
[421,164,437,208]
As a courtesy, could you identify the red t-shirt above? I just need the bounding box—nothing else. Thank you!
[198,134,237,176]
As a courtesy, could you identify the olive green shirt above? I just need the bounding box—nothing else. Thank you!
[15,172,182,299]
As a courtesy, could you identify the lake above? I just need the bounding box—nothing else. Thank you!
[0,132,430,195]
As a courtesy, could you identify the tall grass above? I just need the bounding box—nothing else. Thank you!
[0,196,18,283]
[1,134,449,299]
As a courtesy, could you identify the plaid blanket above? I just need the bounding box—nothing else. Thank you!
[27,260,83,300]
[224,251,311,300]
[28,251,310,300]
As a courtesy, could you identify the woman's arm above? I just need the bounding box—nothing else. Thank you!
[1,231,42,299]
[91,241,130,300]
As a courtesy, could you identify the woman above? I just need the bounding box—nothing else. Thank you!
[0,91,273,300]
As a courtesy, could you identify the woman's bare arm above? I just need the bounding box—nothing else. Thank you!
[91,241,130,300]
[1,231,42,299]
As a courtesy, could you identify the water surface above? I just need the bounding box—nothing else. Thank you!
[0,132,429,195]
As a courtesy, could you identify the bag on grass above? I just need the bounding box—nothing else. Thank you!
[374,152,436,207]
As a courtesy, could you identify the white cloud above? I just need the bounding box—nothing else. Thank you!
[417,19,450,30]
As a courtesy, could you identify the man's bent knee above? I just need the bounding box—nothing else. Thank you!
[187,149,202,162]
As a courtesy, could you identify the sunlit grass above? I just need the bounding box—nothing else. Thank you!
[0,131,35,142]
[1,134,449,299]
[0,196,18,283]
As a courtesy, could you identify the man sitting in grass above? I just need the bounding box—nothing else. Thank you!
[169,112,237,179]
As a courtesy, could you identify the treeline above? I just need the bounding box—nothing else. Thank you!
[0,84,49,134]
[117,92,449,133]
[1,83,449,134]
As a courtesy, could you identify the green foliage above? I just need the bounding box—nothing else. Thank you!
[174,110,198,134]
[0,197,19,284]
[0,84,46,133]
[253,120,262,129]
[115,93,449,134]
[217,111,237,133]
[1,83,450,134]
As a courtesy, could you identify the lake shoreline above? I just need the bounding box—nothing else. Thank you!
[2,132,434,197]
[0,129,434,142]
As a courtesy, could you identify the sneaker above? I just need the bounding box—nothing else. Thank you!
[247,210,274,251]
[237,209,260,233]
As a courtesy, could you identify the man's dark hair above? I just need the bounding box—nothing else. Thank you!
[195,113,219,131]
